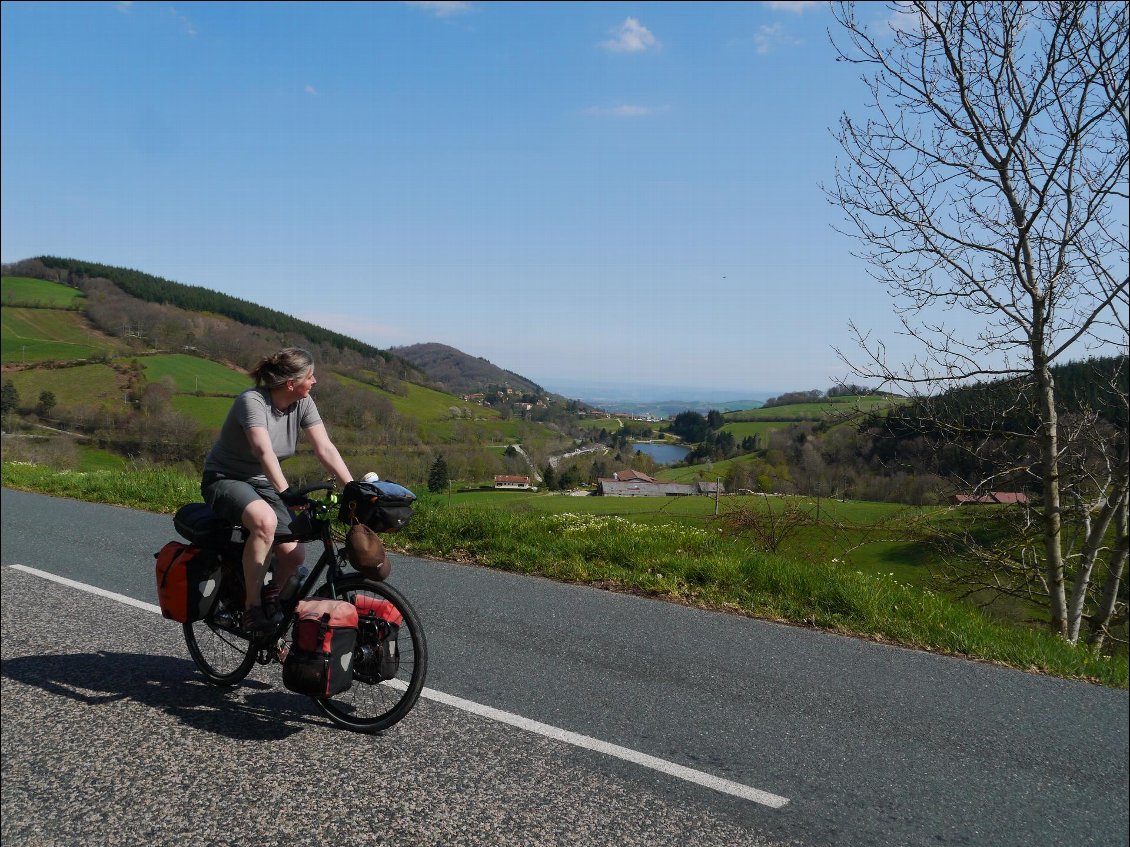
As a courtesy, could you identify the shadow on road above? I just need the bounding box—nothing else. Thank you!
[1,650,325,740]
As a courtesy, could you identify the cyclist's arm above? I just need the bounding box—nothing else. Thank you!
[245,425,290,493]
[305,422,354,484]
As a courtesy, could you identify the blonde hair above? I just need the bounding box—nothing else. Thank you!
[250,347,314,388]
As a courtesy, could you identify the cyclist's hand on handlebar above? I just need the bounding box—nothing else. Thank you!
[279,487,306,506]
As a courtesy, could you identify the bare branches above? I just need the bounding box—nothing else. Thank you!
[828,1,1129,643]
[828,1,1128,384]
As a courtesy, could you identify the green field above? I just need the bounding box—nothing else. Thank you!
[655,455,751,484]
[1,308,118,363]
[718,420,787,441]
[724,395,899,422]
[1,276,85,308]
[77,446,128,471]
[3,363,122,408]
[170,395,235,429]
[141,353,250,395]
[575,417,623,431]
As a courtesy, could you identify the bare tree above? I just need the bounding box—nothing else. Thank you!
[829,1,1128,643]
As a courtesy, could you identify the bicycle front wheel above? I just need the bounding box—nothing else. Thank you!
[183,568,256,686]
[313,575,428,733]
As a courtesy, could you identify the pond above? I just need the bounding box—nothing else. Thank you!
[632,441,691,466]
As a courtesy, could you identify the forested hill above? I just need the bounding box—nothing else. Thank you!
[31,255,397,364]
[390,342,544,397]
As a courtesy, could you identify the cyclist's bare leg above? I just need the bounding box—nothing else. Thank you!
[272,540,304,587]
[241,499,278,609]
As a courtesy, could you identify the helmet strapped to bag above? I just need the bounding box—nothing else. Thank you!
[344,523,391,580]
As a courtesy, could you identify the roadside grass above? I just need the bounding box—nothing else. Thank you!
[2,462,198,513]
[3,460,1124,688]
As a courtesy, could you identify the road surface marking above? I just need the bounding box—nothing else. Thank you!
[9,563,790,808]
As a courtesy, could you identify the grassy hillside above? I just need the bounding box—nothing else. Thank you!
[1,307,120,363]
[140,353,250,395]
[724,394,899,422]
[0,273,569,485]
[1,276,85,308]
[3,363,123,409]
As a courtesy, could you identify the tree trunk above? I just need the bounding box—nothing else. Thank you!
[1035,363,1067,637]
[1087,488,1129,651]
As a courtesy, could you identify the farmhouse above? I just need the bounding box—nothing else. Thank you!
[494,475,532,490]
[952,492,1029,506]
[597,469,725,497]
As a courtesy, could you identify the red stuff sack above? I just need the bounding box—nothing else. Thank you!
[154,541,221,623]
[283,599,358,697]
[353,595,402,682]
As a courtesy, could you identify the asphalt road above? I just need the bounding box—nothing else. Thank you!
[2,488,1128,847]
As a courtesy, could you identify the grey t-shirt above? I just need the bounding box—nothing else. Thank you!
[203,387,322,481]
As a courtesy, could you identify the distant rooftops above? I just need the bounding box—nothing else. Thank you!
[952,492,1029,505]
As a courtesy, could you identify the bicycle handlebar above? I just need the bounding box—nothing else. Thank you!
[290,482,334,499]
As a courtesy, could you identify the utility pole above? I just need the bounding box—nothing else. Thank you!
[714,475,720,516]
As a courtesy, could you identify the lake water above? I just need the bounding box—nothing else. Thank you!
[632,442,691,466]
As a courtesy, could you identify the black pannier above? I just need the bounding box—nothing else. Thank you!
[338,480,416,533]
[174,503,237,547]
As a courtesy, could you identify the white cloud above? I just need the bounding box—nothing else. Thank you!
[404,1,471,17]
[766,1,820,13]
[168,7,197,36]
[305,84,317,95]
[115,1,133,13]
[600,17,660,53]
[585,104,669,117]
[754,22,802,54]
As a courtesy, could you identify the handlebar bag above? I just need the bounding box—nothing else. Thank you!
[282,599,359,698]
[353,595,403,682]
[338,480,416,533]
[154,541,221,623]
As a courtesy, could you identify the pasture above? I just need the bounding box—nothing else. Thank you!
[1,276,84,308]
[723,395,898,422]
[141,353,249,395]
[336,372,491,422]
[170,395,235,429]
[1,308,118,363]
[3,363,122,408]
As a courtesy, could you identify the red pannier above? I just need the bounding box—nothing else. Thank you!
[353,595,402,682]
[154,541,221,623]
[282,599,358,697]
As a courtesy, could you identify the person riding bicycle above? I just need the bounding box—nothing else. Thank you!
[201,347,353,639]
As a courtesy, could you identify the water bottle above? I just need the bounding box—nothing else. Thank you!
[362,471,380,483]
[278,566,309,603]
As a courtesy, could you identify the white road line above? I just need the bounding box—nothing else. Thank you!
[7,563,790,809]
[11,564,162,614]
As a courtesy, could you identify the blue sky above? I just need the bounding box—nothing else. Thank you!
[2,1,913,397]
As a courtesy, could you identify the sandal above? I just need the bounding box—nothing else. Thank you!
[242,605,274,641]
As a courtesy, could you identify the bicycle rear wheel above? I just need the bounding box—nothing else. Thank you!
[313,575,428,733]
[183,564,256,686]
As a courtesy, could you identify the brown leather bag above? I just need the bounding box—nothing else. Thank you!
[344,523,391,581]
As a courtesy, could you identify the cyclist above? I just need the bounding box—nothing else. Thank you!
[201,347,354,638]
